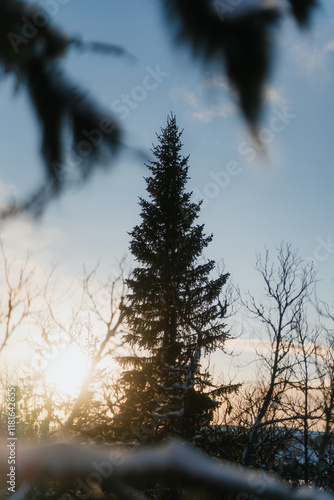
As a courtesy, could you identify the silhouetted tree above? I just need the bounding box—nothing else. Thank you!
[241,243,317,468]
[113,115,230,444]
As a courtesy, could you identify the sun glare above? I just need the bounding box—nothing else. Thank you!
[45,344,89,397]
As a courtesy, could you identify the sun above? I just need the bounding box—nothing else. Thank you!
[45,344,89,397]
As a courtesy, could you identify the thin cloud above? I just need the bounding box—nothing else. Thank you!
[264,85,288,110]
[0,217,64,291]
[2,217,62,257]
[169,85,236,124]
[290,37,334,77]
[226,337,272,356]
[200,74,231,92]
[170,78,287,124]
[226,336,323,358]
[201,75,288,109]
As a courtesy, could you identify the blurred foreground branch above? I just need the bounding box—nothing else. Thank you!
[0,0,319,217]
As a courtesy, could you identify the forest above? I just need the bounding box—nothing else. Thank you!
[0,0,334,499]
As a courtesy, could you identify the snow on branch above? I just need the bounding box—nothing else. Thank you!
[3,440,334,500]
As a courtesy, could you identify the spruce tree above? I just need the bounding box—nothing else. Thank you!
[115,114,230,443]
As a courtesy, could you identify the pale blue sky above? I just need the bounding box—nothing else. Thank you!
[1,0,334,328]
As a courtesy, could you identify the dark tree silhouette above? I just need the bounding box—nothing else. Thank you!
[111,115,230,445]
[240,243,316,468]
[0,0,124,215]
[0,0,318,215]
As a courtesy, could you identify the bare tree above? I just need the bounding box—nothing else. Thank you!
[62,263,127,433]
[18,261,128,440]
[287,314,322,484]
[0,240,38,354]
[240,242,316,467]
[312,303,334,489]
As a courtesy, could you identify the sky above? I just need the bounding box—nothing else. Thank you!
[1,0,334,380]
